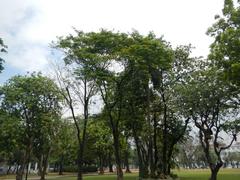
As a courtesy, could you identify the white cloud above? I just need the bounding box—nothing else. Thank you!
[0,0,224,75]
[7,45,49,72]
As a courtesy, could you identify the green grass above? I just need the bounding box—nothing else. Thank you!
[174,168,240,180]
[63,169,240,180]
[1,169,239,180]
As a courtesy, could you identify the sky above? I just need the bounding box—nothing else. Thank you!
[0,0,224,84]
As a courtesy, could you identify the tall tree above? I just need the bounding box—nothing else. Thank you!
[55,29,131,180]
[54,34,97,180]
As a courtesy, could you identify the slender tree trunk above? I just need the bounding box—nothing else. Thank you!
[25,147,31,180]
[59,155,64,175]
[25,163,29,180]
[124,149,131,173]
[146,84,154,178]
[134,133,148,179]
[112,127,123,180]
[38,155,43,178]
[39,149,51,180]
[7,166,11,175]
[16,151,27,180]
[99,155,104,174]
[151,113,158,177]
[108,153,113,172]
[161,91,168,176]
[53,162,57,173]
[77,149,83,180]
[77,107,88,180]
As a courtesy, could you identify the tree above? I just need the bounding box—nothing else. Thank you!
[54,34,97,180]
[55,29,130,180]
[207,0,240,86]
[177,64,240,180]
[122,42,193,178]
[0,73,62,180]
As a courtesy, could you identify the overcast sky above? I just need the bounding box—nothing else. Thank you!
[0,0,224,83]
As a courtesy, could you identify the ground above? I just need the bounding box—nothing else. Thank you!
[0,168,240,180]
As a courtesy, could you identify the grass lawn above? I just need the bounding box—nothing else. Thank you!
[48,168,240,180]
[1,169,239,180]
[174,168,240,180]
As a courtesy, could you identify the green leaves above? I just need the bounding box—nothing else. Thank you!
[0,73,62,159]
[208,0,240,85]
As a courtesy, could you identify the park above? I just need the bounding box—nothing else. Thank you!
[0,0,240,180]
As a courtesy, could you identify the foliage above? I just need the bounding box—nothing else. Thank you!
[0,73,62,180]
[207,0,240,85]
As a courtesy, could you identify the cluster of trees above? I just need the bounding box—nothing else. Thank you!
[0,1,239,180]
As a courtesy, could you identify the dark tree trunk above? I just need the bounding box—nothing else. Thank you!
[37,148,51,180]
[112,127,123,180]
[210,169,218,180]
[108,153,113,172]
[209,163,222,180]
[59,155,64,175]
[16,151,27,180]
[7,166,11,175]
[65,85,89,180]
[150,113,158,178]
[40,152,50,180]
[124,149,131,173]
[161,92,168,176]
[77,149,83,180]
[25,147,31,180]
[77,115,88,180]
[134,133,149,179]
[99,155,104,174]
[53,162,58,173]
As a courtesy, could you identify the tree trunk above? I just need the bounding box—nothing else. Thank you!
[162,92,168,176]
[77,83,89,180]
[150,113,158,178]
[16,151,27,180]
[40,151,50,180]
[77,117,88,180]
[210,169,218,180]
[37,149,50,180]
[77,149,83,180]
[99,155,104,174]
[112,129,123,180]
[7,166,11,175]
[108,153,113,172]
[134,134,148,179]
[53,162,58,172]
[59,155,64,175]
[124,149,131,173]
[209,163,222,180]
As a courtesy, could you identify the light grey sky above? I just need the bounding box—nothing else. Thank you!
[0,0,224,83]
